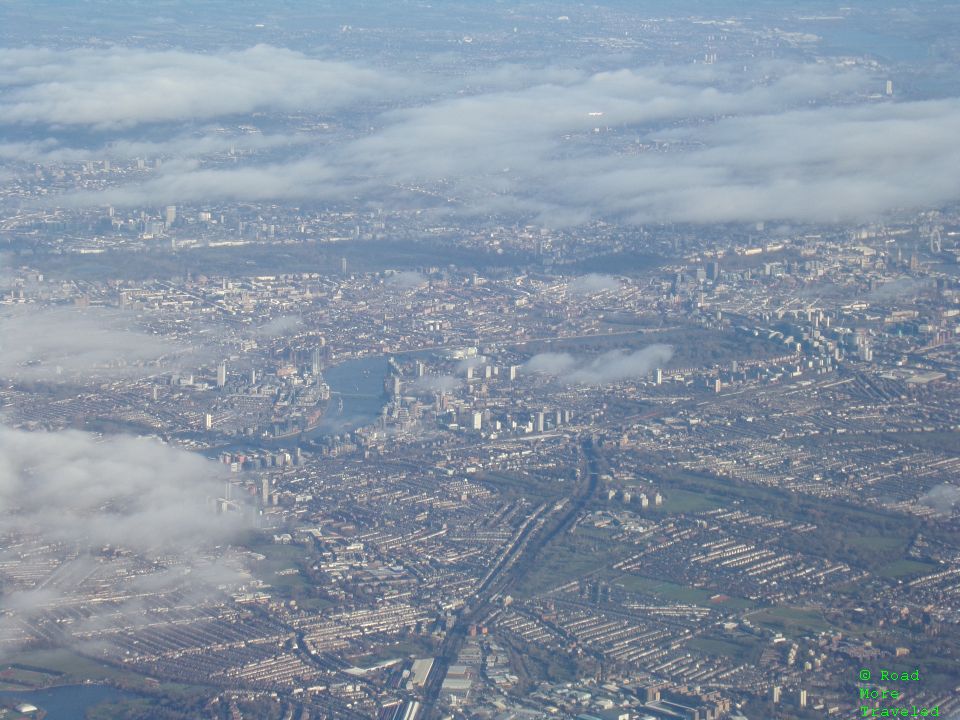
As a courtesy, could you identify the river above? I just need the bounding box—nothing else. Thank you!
[308,354,391,438]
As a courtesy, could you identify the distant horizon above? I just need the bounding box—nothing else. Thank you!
[1,3,959,719]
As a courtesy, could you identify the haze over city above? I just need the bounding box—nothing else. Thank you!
[1,2,959,719]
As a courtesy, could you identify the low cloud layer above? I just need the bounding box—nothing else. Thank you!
[0,129,313,166]
[866,277,930,303]
[568,274,619,294]
[6,48,959,226]
[0,45,411,129]
[919,483,960,515]
[0,427,238,553]
[51,62,960,226]
[0,427,246,656]
[457,357,486,375]
[385,270,427,288]
[410,375,461,394]
[0,306,184,382]
[251,314,303,339]
[525,344,673,385]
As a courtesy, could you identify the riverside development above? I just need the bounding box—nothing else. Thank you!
[2,1,960,719]
[2,217,960,719]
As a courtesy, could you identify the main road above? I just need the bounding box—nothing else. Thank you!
[419,437,600,719]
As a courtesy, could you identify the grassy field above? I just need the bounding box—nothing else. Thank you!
[882,430,960,457]
[1,649,217,720]
[846,532,905,553]
[749,607,833,636]
[651,467,928,572]
[475,470,570,503]
[689,635,762,664]
[514,529,625,598]
[615,574,753,609]
[0,664,62,690]
[1,650,141,687]
[650,488,724,514]
[890,651,958,693]
[515,545,610,597]
[875,558,938,579]
[244,537,336,612]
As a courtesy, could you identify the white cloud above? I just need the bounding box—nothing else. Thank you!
[385,270,426,288]
[866,277,930,302]
[24,57,960,226]
[0,129,312,165]
[0,427,237,554]
[456,357,486,375]
[0,45,414,129]
[0,306,185,382]
[525,344,673,385]
[59,154,347,208]
[0,427,246,656]
[919,483,960,515]
[410,375,461,394]
[251,314,303,338]
[524,352,579,376]
[568,274,619,294]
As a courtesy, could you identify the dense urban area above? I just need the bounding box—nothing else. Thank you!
[1,1,959,719]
